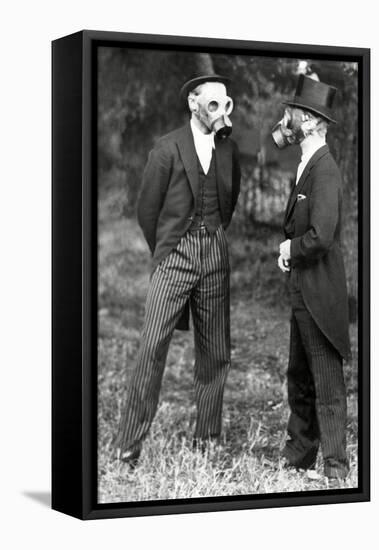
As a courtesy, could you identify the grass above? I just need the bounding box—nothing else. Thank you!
[98,217,358,503]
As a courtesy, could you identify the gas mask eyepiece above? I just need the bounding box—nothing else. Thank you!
[271,109,297,149]
[210,96,233,138]
[190,82,234,138]
[272,108,319,149]
[271,120,292,149]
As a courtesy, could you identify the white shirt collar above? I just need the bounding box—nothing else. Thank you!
[300,139,326,166]
[190,119,215,174]
[190,119,215,146]
[296,140,326,184]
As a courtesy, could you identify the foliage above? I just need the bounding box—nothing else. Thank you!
[98,48,358,305]
[98,48,358,215]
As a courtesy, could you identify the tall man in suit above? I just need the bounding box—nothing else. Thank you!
[273,75,351,483]
[116,74,241,465]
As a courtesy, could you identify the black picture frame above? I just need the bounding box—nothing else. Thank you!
[52,30,370,520]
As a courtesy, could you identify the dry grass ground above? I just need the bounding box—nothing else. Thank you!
[98,218,358,504]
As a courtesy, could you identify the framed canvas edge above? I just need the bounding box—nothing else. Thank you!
[52,30,371,520]
[52,31,85,520]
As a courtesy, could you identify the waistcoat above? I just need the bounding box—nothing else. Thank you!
[191,153,221,233]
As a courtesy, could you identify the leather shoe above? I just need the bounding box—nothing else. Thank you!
[326,476,345,489]
[120,446,141,469]
[281,445,317,471]
[280,455,317,472]
[280,456,298,471]
[192,436,220,454]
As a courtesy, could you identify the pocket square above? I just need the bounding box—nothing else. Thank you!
[297,194,307,201]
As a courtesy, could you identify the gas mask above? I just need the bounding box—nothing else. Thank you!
[272,107,319,149]
[189,82,234,139]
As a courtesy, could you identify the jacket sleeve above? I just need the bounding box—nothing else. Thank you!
[137,143,171,254]
[290,166,339,265]
[231,141,241,214]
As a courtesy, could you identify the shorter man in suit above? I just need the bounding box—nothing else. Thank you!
[115,74,241,466]
[273,75,351,484]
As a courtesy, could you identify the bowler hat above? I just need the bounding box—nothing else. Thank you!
[180,74,231,100]
[284,74,338,123]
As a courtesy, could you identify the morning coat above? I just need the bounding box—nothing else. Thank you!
[284,144,351,360]
[137,122,241,329]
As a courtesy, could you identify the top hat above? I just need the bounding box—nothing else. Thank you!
[180,74,231,100]
[283,74,338,123]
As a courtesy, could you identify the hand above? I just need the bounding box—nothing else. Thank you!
[278,254,290,273]
[279,239,291,260]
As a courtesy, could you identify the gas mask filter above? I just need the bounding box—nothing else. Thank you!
[190,82,234,139]
[272,107,319,149]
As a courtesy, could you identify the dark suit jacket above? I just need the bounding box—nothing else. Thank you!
[137,122,241,329]
[284,144,351,360]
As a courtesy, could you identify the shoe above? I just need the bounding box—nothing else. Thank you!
[326,476,345,490]
[281,444,317,471]
[280,456,296,470]
[306,469,322,481]
[280,454,318,473]
[119,446,141,470]
[192,436,220,455]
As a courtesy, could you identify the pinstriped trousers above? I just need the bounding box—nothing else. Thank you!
[116,225,231,454]
[284,268,349,478]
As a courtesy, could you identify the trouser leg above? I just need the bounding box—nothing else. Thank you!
[290,286,348,478]
[284,314,320,469]
[191,226,231,441]
[116,238,197,455]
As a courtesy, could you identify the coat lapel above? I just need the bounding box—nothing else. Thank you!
[284,144,330,223]
[175,123,233,208]
[176,123,199,199]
